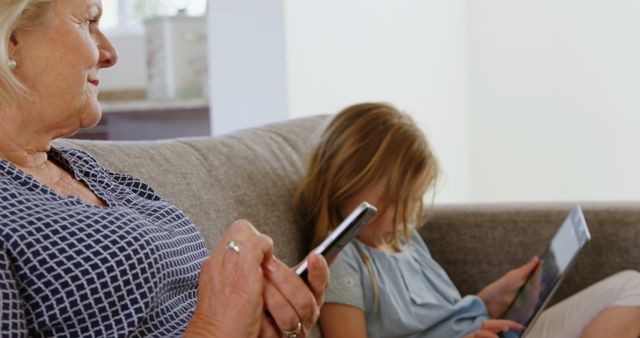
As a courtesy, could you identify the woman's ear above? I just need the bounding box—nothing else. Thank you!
[10,33,18,46]
[8,31,22,63]
[8,32,19,58]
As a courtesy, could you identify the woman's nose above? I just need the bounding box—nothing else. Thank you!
[98,33,118,68]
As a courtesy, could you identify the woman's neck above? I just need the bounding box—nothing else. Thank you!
[0,134,51,170]
[0,107,54,169]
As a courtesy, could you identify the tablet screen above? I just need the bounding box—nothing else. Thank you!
[501,206,590,337]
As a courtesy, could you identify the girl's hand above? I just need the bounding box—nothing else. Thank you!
[462,319,524,338]
[477,257,540,318]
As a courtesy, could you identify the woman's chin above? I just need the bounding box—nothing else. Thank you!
[60,109,103,138]
[81,107,103,129]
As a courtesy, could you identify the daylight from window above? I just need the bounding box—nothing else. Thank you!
[102,0,206,30]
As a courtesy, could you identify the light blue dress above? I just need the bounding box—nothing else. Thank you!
[324,230,487,338]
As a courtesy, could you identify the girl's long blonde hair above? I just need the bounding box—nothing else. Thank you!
[295,102,439,248]
[294,103,439,307]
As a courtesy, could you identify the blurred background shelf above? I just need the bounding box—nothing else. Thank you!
[72,97,210,141]
[101,97,208,114]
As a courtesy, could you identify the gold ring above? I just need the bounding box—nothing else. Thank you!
[226,240,241,253]
[281,321,302,338]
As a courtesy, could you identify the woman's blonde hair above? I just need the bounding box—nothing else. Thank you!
[0,0,52,107]
[294,102,439,310]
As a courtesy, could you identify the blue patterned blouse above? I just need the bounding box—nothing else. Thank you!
[0,147,209,337]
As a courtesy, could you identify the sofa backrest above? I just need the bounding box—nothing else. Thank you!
[55,115,331,266]
[420,202,640,305]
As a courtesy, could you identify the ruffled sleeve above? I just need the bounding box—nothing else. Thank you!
[323,243,365,311]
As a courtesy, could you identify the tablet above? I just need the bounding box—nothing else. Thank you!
[500,205,591,338]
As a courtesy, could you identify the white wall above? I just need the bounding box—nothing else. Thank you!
[101,33,147,91]
[468,0,640,202]
[285,0,470,203]
[207,0,289,135]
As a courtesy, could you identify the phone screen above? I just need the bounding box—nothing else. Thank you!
[296,201,377,282]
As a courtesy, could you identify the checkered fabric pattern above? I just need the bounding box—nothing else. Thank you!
[0,147,208,337]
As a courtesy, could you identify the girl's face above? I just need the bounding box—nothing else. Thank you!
[339,181,397,249]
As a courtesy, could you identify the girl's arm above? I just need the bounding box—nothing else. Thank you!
[319,303,367,338]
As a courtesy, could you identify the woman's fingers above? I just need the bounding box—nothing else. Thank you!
[213,220,263,267]
[263,281,308,337]
[216,219,276,280]
[224,233,274,276]
[259,313,280,338]
[264,257,319,333]
[306,253,330,308]
[192,219,327,337]
[188,220,275,337]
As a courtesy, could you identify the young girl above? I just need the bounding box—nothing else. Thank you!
[294,102,640,338]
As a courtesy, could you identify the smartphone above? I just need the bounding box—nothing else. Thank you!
[295,201,377,282]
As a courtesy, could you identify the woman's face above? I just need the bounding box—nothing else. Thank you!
[340,181,397,248]
[11,0,117,137]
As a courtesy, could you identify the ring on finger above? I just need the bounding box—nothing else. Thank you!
[281,321,302,338]
[226,239,241,253]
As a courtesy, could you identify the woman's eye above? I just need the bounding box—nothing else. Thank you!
[86,17,99,25]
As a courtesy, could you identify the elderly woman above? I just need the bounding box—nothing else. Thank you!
[0,0,328,337]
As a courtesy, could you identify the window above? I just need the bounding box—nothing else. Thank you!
[102,0,207,32]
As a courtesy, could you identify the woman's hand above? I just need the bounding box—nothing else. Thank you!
[185,220,276,338]
[477,257,540,318]
[260,253,329,338]
[462,319,524,338]
[184,219,330,338]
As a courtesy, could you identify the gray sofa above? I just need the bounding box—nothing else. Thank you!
[57,115,640,333]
